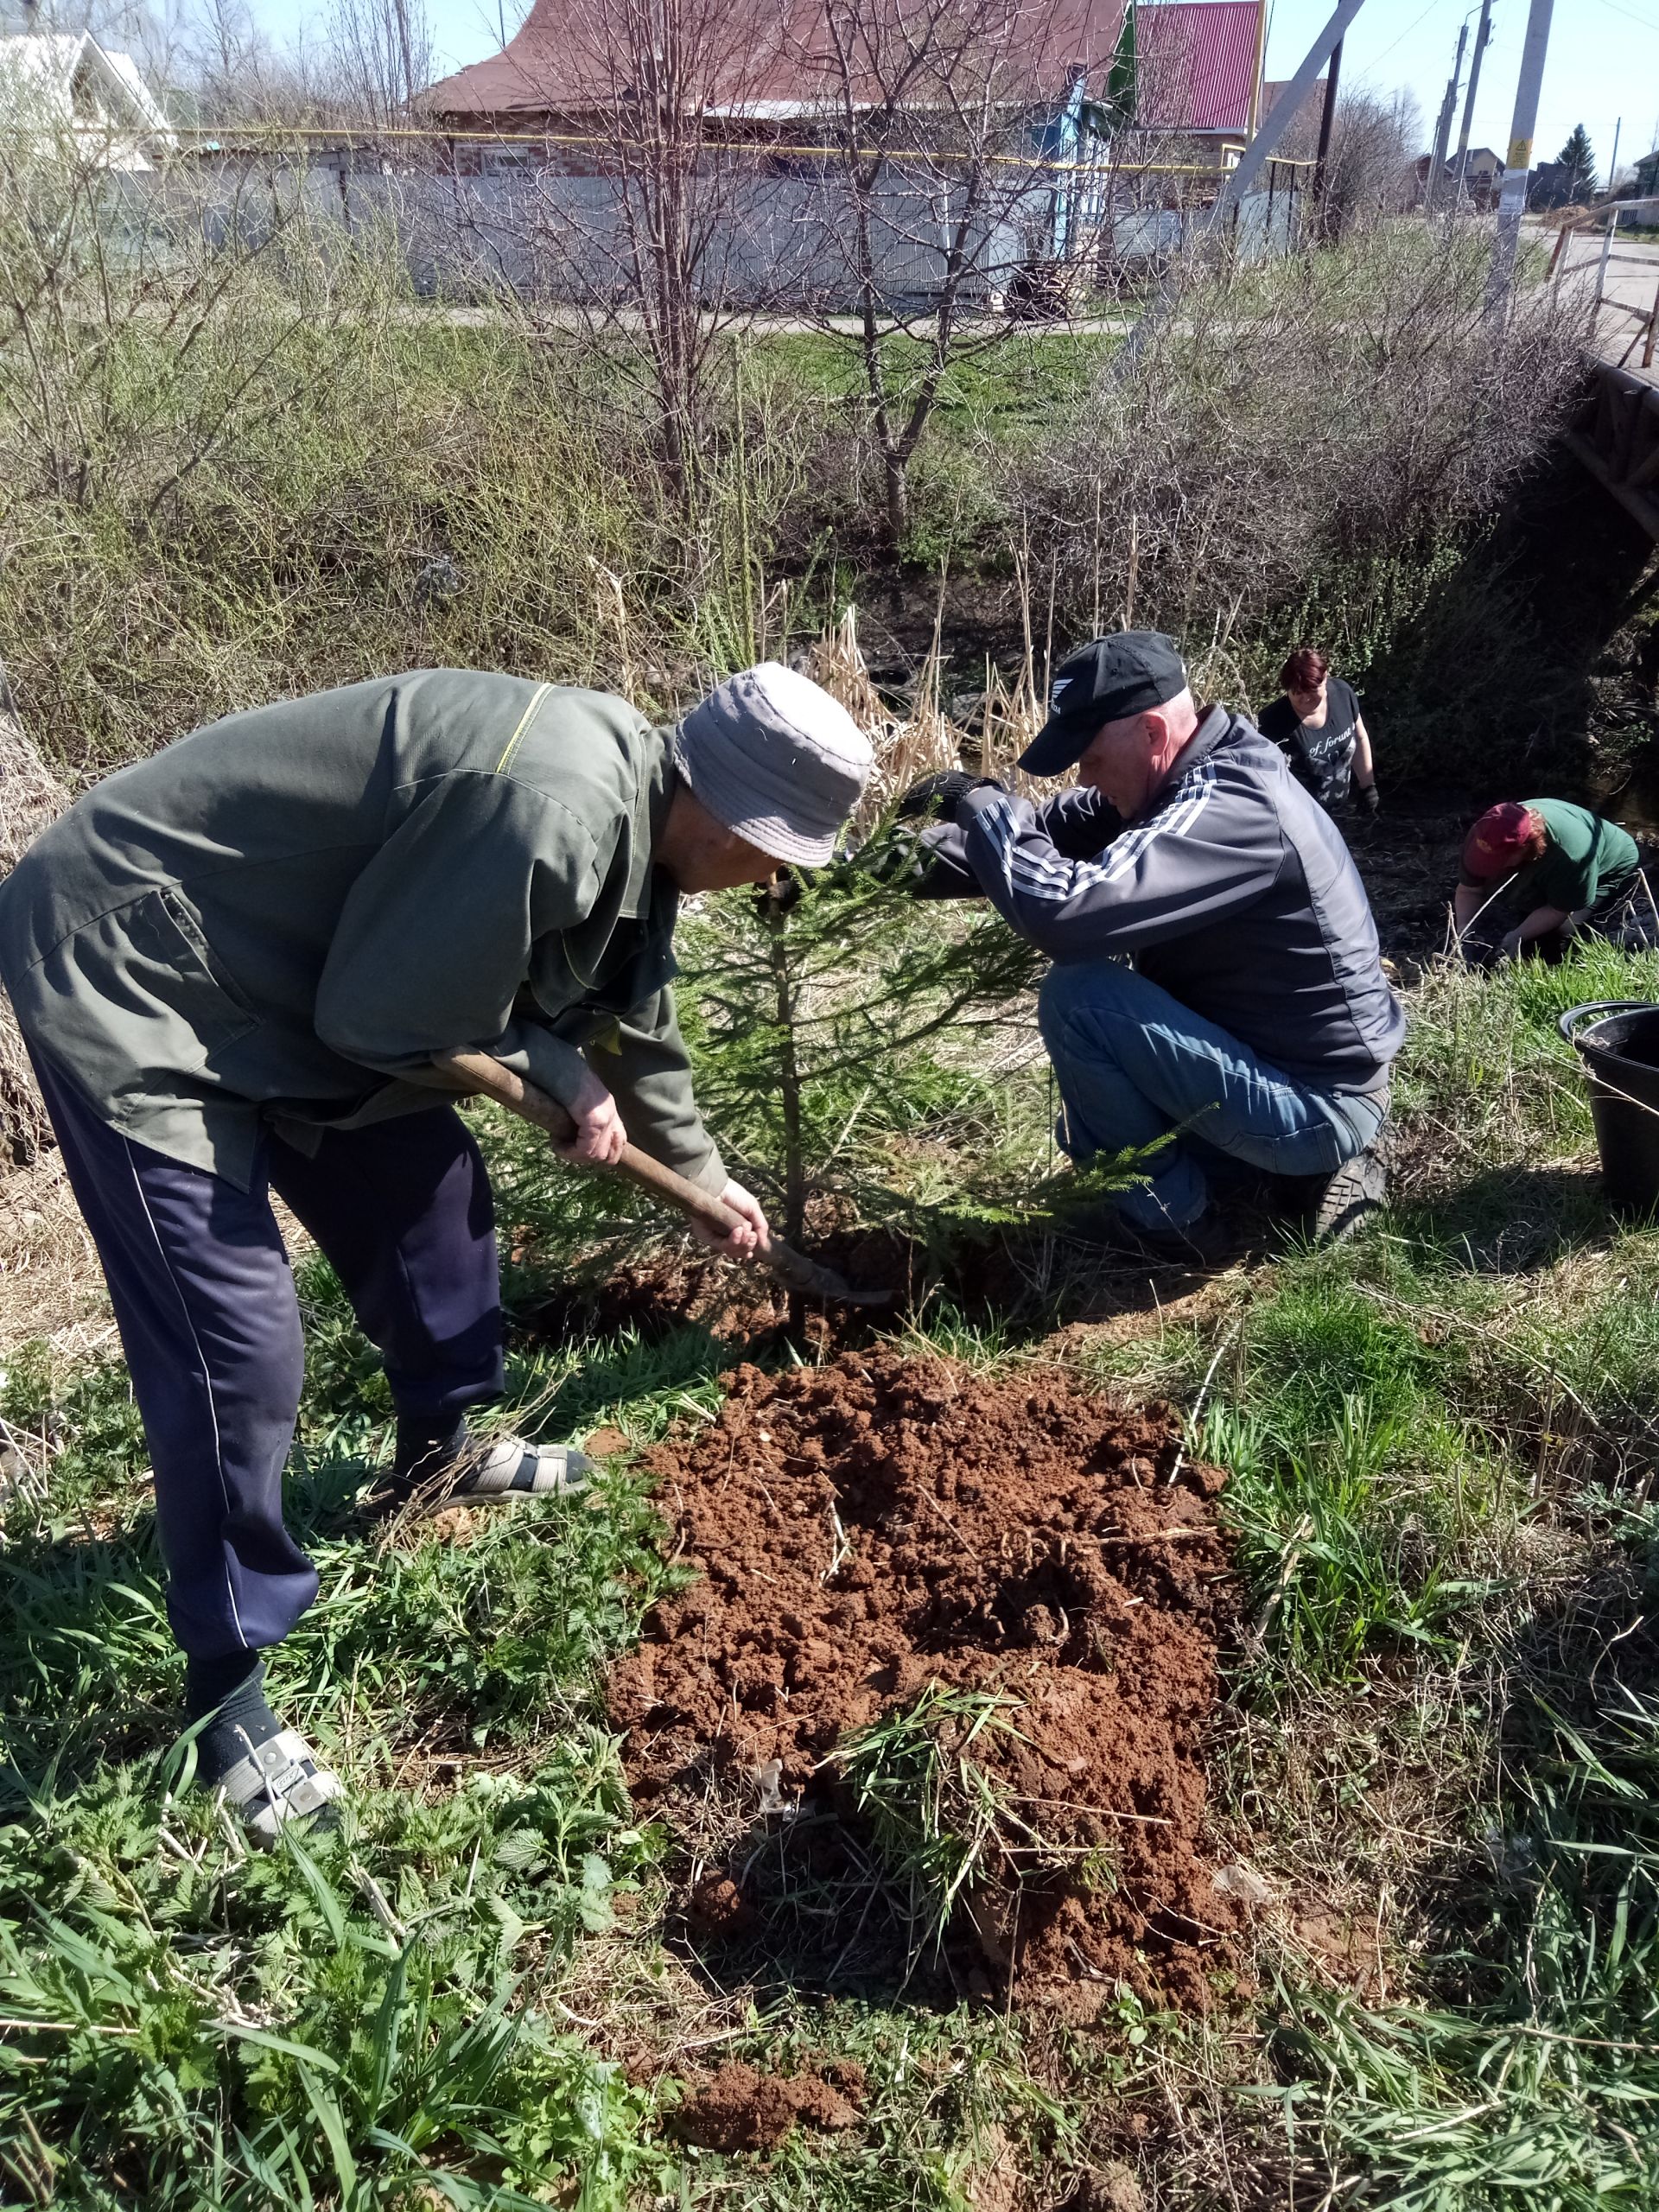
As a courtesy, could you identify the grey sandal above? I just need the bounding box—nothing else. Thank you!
[444,1437,593,1502]
[215,1728,343,1850]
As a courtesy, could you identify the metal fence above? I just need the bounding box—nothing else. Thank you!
[79,151,1304,312]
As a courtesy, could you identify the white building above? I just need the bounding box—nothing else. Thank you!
[0,30,174,170]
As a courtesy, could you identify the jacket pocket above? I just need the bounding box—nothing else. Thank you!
[122,888,260,1063]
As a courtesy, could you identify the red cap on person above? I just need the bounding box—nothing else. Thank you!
[1462,803,1538,880]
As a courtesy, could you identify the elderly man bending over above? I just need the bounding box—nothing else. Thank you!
[917,632,1402,1260]
[0,664,870,1840]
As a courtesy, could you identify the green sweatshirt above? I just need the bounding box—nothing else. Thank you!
[0,670,726,1194]
[1510,800,1641,919]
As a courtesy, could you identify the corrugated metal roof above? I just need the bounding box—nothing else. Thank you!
[422,0,1262,141]
[1137,2,1262,137]
[423,0,1133,127]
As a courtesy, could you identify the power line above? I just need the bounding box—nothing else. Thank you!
[1586,0,1659,33]
[1368,0,1458,69]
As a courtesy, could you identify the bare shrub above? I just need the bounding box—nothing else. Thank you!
[0,116,461,756]
[1003,224,1589,757]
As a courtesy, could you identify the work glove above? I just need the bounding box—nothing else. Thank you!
[1359,784,1381,817]
[857,814,983,901]
[895,771,1005,826]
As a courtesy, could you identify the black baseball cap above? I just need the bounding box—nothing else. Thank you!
[1020,632,1189,776]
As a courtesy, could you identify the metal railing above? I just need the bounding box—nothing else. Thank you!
[1550,194,1659,369]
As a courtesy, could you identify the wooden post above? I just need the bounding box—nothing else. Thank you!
[1643,266,1659,369]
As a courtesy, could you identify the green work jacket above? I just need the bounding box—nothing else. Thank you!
[0,670,725,1195]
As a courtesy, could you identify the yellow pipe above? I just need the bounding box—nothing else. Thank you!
[4,118,1313,177]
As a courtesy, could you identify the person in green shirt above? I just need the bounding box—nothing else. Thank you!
[0,663,872,1844]
[1454,800,1649,963]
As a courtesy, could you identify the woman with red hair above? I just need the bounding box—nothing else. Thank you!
[1258,647,1378,817]
[1454,800,1646,963]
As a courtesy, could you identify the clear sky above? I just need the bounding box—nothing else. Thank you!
[250,0,1639,182]
[1263,0,1641,181]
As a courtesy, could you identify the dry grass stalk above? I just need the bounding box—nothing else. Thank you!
[801,608,1061,828]
[976,663,1045,800]
[804,608,959,830]
[0,1147,110,1359]
[803,607,893,735]
[803,608,1065,825]
[0,668,69,1164]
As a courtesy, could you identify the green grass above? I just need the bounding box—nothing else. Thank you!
[9,939,1659,2207]
[1165,946,1659,2206]
[834,1684,1023,1961]
[1,138,1643,2204]
[0,1294,712,2209]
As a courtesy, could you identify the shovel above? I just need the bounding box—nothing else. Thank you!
[434,1048,892,1306]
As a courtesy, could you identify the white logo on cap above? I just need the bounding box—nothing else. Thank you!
[1050,677,1073,708]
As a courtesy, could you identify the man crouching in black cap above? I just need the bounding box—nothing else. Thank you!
[909,632,1404,1256]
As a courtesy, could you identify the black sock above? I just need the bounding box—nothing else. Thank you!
[394,1411,469,1481]
[184,1653,283,1785]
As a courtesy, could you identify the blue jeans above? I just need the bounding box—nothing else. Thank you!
[1038,963,1387,1232]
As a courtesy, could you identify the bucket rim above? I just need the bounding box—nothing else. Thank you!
[1558,1000,1659,1055]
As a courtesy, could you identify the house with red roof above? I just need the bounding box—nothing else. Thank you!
[1132,2,1268,169]
[416,1,1282,303]
[424,0,1270,175]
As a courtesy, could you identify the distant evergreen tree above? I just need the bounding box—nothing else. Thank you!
[1556,124,1599,202]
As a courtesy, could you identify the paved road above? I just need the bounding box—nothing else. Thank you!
[1555,223,1659,378]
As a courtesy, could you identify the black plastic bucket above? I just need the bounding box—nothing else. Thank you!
[1560,1000,1659,1215]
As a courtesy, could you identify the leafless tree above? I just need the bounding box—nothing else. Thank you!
[1274,86,1422,238]
[785,0,1116,556]
[559,0,761,507]
[432,0,785,523]
[162,0,294,118]
[327,0,432,130]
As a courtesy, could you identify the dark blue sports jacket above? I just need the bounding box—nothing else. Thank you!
[926,707,1404,1096]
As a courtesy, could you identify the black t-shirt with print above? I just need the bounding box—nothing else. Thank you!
[1258,676,1362,809]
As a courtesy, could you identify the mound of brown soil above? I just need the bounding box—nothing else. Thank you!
[607,1351,1239,2007]
[668,2059,861,2152]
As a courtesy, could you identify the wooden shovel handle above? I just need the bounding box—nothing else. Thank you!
[432,1049,871,1303]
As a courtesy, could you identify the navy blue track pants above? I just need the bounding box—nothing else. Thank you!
[29,1048,505,1662]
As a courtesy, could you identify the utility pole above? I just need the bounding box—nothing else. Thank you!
[1209,0,1371,209]
[1313,37,1344,236]
[1608,114,1623,196]
[1425,18,1470,212]
[1452,0,1494,210]
[1485,0,1555,320]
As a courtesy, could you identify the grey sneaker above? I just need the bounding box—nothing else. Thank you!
[443,1437,594,1502]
